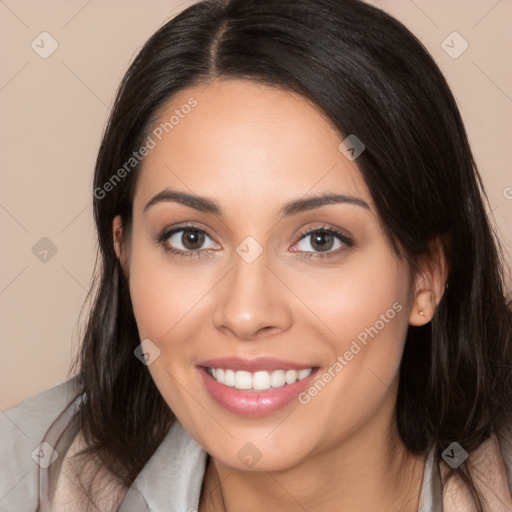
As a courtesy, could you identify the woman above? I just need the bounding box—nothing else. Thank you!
[1,0,511,510]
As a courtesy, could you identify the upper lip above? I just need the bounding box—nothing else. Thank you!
[196,356,316,372]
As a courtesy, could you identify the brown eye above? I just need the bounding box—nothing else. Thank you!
[157,226,220,257]
[308,231,336,252]
[290,224,354,261]
[294,228,351,255]
[179,229,205,250]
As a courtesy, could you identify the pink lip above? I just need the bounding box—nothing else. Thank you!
[196,360,319,417]
[196,356,313,372]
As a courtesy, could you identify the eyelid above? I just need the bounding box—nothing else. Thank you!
[295,223,352,243]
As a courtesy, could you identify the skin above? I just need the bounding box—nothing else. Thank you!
[113,78,447,511]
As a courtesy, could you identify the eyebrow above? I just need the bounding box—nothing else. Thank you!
[143,187,370,217]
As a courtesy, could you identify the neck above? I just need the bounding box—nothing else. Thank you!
[199,402,425,512]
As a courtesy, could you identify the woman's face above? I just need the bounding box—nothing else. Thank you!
[115,78,419,471]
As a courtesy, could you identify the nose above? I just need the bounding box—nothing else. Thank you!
[212,248,293,341]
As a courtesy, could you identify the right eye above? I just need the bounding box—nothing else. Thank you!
[157,225,220,258]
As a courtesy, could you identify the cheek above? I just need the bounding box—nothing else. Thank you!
[289,248,410,354]
[127,238,206,357]
[126,242,207,416]
[290,249,411,419]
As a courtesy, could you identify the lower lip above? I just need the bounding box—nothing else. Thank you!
[198,367,319,417]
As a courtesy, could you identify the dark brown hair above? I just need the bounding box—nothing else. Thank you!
[71,0,512,510]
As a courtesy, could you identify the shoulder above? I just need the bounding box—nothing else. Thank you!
[441,422,512,512]
[0,376,82,512]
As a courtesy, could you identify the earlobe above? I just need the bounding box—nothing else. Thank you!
[409,273,436,326]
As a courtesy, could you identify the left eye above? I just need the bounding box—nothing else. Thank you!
[294,229,347,254]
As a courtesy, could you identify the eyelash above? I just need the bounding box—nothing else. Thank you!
[155,223,353,260]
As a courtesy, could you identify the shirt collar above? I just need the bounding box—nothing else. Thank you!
[119,420,207,512]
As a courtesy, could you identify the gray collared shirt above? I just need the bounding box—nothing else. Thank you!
[1,376,510,511]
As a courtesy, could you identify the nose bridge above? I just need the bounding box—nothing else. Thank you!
[212,238,292,339]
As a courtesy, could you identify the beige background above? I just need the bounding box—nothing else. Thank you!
[0,0,511,410]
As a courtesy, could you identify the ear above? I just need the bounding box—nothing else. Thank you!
[112,215,130,281]
[409,237,449,326]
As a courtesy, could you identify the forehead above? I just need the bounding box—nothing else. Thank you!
[133,78,371,216]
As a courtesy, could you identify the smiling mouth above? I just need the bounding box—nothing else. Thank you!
[204,367,314,391]
[196,356,321,416]
[198,365,320,416]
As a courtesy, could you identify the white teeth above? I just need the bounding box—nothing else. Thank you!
[252,371,271,390]
[270,369,286,388]
[208,367,314,390]
[298,368,312,380]
[285,369,297,384]
[235,371,252,390]
[224,369,236,387]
